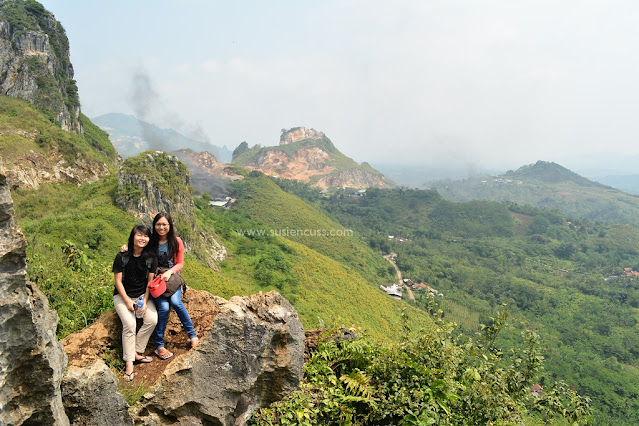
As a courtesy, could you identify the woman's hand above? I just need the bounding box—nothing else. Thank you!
[120,244,128,253]
[127,298,136,312]
[138,302,147,316]
[161,270,173,281]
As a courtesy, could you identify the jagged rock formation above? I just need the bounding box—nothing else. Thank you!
[0,1,82,133]
[237,127,387,190]
[62,289,305,426]
[0,159,69,425]
[116,150,195,220]
[1,127,111,189]
[280,127,325,145]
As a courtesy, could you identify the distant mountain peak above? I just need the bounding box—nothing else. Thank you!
[506,160,605,187]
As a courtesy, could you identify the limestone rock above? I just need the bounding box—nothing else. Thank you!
[0,159,69,425]
[280,127,325,145]
[133,291,305,425]
[239,127,388,189]
[62,360,133,426]
[117,151,195,220]
[315,167,386,190]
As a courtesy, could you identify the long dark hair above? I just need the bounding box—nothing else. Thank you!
[151,212,178,258]
[127,225,152,253]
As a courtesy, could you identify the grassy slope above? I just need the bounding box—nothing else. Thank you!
[230,172,394,285]
[0,96,118,166]
[188,172,432,341]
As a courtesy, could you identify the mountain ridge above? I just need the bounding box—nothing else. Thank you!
[432,160,639,226]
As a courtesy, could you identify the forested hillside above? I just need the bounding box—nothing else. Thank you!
[272,182,639,424]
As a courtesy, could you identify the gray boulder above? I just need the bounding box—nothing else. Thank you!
[131,291,305,426]
[62,360,133,426]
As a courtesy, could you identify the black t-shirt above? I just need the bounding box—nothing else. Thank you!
[112,252,158,298]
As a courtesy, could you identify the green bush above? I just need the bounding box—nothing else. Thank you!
[251,310,591,425]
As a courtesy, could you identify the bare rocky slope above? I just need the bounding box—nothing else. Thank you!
[234,127,388,190]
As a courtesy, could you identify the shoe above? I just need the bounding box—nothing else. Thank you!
[133,355,153,364]
[154,348,173,360]
[190,337,200,348]
[123,371,134,381]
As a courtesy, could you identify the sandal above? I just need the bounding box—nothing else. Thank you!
[133,355,153,364]
[154,348,173,360]
[123,371,134,381]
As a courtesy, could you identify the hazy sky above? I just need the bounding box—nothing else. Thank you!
[39,0,639,171]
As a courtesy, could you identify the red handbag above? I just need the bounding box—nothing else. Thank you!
[148,275,167,298]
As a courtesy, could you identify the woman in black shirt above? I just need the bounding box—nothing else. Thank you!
[112,225,158,381]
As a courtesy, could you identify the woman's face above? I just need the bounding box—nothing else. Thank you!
[133,231,150,249]
[155,217,170,237]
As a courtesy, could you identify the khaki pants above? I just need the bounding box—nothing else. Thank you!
[113,294,158,362]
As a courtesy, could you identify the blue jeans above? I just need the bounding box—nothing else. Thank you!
[153,287,196,348]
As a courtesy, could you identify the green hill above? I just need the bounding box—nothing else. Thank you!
[304,184,639,424]
[432,160,639,226]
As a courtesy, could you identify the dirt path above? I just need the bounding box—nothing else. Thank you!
[383,253,415,301]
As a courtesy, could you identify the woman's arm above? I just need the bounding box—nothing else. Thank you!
[138,272,155,316]
[171,237,185,273]
[114,272,135,312]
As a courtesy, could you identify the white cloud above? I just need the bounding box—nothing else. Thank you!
[201,60,219,72]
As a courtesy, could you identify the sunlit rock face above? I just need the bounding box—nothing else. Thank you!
[0,9,82,134]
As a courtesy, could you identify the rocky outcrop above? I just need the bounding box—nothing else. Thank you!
[0,159,69,425]
[280,127,325,145]
[62,289,305,426]
[0,4,82,133]
[117,151,195,220]
[173,149,243,199]
[174,149,241,179]
[2,131,111,189]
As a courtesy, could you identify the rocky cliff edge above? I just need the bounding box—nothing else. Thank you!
[62,289,305,426]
